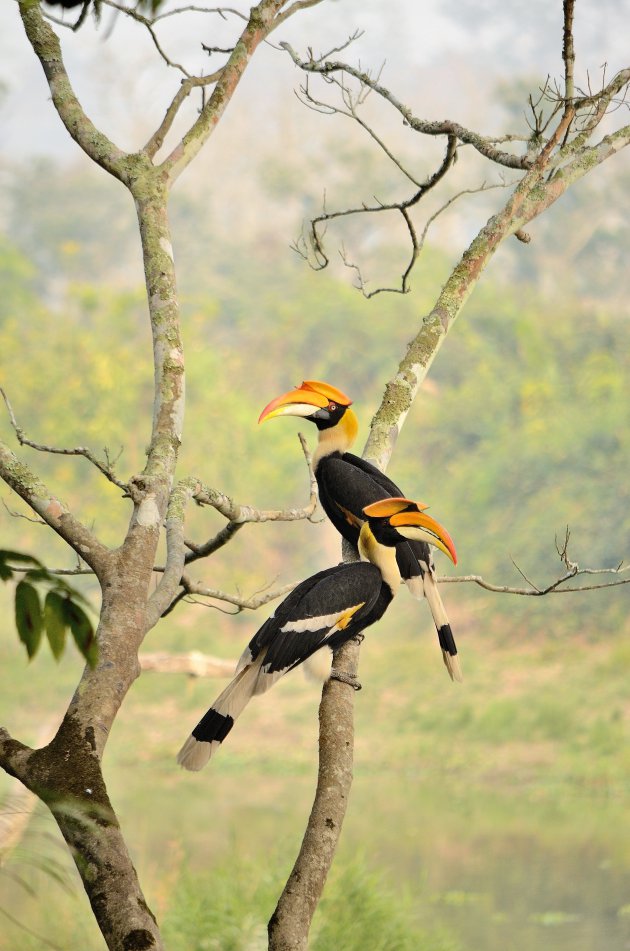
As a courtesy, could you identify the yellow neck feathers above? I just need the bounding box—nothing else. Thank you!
[358,523,401,596]
[312,407,359,468]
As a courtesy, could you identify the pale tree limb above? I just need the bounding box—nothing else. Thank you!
[282,23,629,297]
[179,573,298,611]
[146,478,199,627]
[18,4,127,180]
[268,652,359,951]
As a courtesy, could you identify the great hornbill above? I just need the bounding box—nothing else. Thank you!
[259,380,462,682]
[177,497,456,770]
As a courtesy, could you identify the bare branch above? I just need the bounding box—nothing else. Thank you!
[160,0,325,184]
[2,499,46,525]
[184,520,244,563]
[441,571,630,596]
[193,432,318,525]
[269,638,359,948]
[281,42,534,170]
[1,388,128,492]
[338,180,509,298]
[152,5,248,23]
[102,1,192,76]
[179,573,298,612]
[0,438,111,577]
[273,0,324,28]
[146,478,198,628]
[145,73,224,157]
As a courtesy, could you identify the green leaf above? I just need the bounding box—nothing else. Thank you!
[0,549,43,582]
[0,560,13,581]
[53,577,91,607]
[0,549,43,566]
[62,599,98,668]
[15,580,43,660]
[44,590,68,661]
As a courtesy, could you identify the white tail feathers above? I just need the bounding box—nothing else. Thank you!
[302,647,334,683]
[177,734,219,771]
[177,660,267,771]
[406,571,462,683]
[442,648,463,683]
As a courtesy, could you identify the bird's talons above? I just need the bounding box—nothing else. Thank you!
[330,668,362,691]
[352,633,365,645]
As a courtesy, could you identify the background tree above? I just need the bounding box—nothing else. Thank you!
[0,2,629,950]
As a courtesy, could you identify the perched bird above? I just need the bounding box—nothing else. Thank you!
[259,380,462,681]
[177,497,456,770]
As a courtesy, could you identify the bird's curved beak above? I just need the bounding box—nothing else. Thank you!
[259,380,352,423]
[391,510,457,565]
[258,386,328,423]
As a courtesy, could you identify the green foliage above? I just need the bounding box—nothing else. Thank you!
[159,855,459,951]
[0,550,96,666]
[14,579,42,659]
[312,860,459,951]
[161,859,275,951]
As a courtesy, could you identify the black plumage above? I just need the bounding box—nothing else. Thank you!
[259,380,461,680]
[177,511,400,771]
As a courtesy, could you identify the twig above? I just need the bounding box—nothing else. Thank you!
[281,41,534,170]
[192,433,318,524]
[179,573,298,611]
[101,1,191,77]
[1,388,128,492]
[2,500,46,526]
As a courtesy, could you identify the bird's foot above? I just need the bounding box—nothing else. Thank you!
[330,668,362,691]
[352,633,365,645]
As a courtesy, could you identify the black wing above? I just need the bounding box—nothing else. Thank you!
[245,562,383,676]
[316,452,429,581]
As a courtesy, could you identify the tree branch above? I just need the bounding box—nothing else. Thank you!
[161,0,325,184]
[18,2,127,181]
[269,641,359,950]
[192,433,318,525]
[144,71,224,158]
[146,478,198,627]
[0,438,111,577]
[1,388,128,492]
[281,42,534,170]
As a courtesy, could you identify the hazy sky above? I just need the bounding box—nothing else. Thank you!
[2,0,628,162]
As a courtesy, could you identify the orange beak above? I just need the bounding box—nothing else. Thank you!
[259,380,352,423]
[390,509,457,565]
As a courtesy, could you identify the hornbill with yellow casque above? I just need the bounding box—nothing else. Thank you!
[177,497,456,770]
[259,380,462,682]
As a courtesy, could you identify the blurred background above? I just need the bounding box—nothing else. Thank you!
[1,1,629,948]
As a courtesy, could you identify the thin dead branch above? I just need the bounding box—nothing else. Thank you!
[1,388,128,492]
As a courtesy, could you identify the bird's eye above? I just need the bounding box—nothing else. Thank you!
[328,402,337,411]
